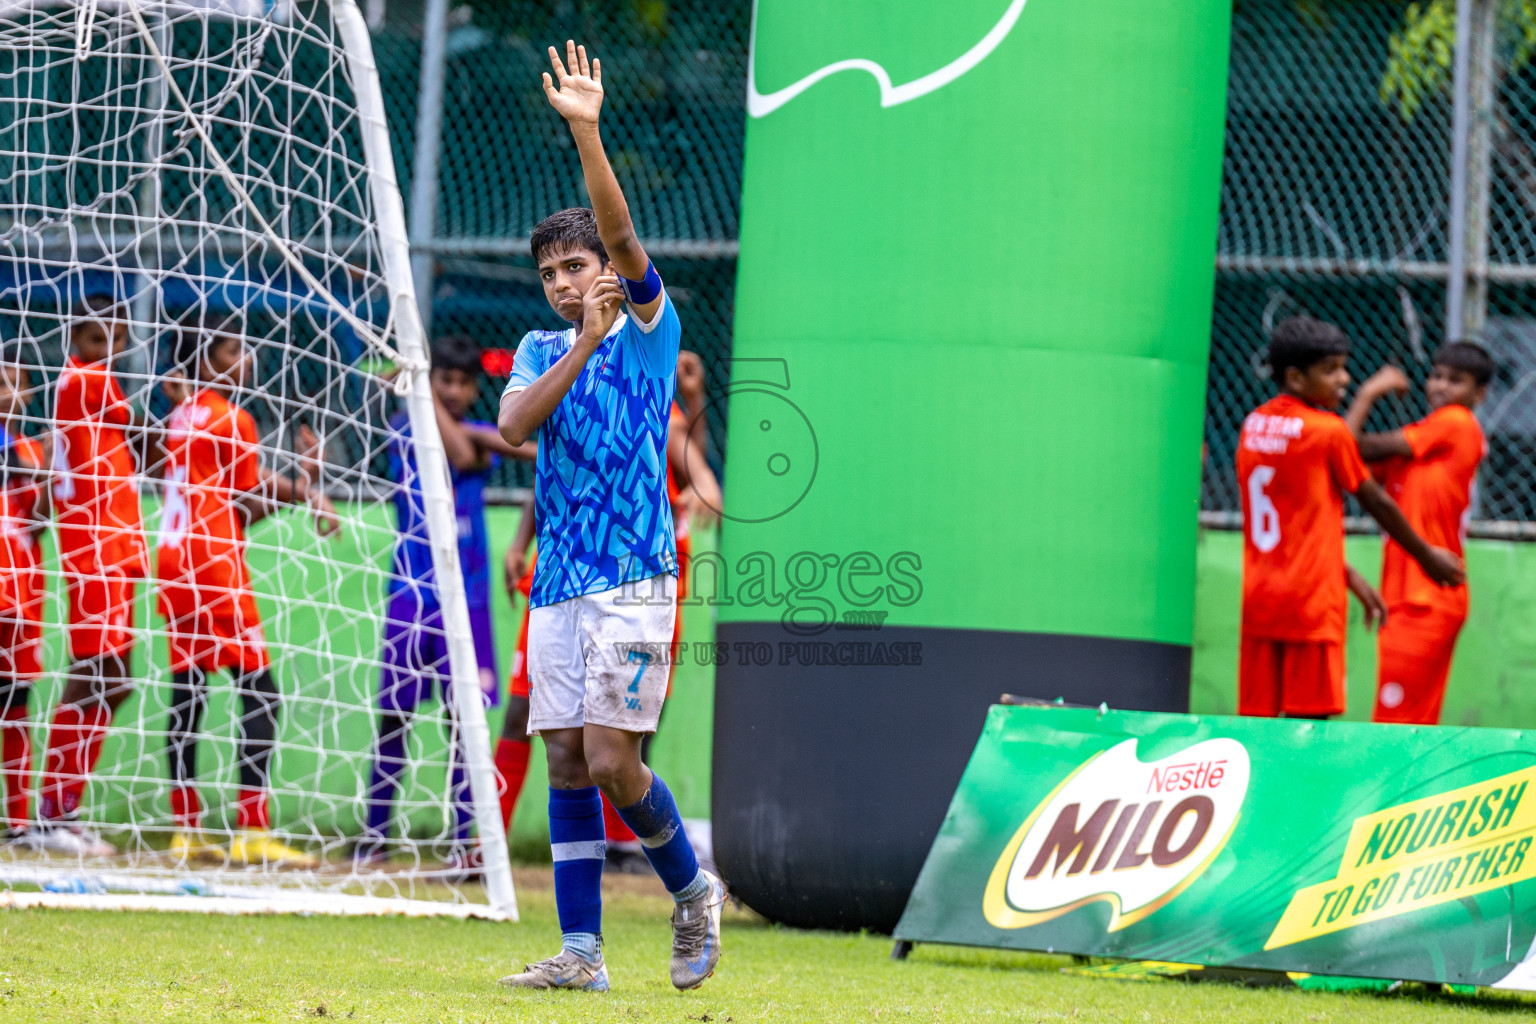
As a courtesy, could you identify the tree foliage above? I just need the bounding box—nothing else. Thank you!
[1377,0,1536,119]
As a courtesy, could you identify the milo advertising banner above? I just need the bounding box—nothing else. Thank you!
[896,705,1536,989]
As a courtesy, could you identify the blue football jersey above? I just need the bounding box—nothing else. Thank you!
[386,411,496,611]
[504,292,681,607]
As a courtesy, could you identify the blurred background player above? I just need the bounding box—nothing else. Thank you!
[157,310,338,867]
[496,492,536,841]
[0,360,49,846]
[495,42,725,993]
[600,349,722,872]
[1237,316,1464,719]
[35,295,144,856]
[359,334,533,869]
[1345,343,1493,725]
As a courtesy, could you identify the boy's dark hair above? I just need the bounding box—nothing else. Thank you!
[1433,340,1495,387]
[1268,316,1351,378]
[529,207,608,267]
[430,334,482,376]
[172,308,243,374]
[69,293,125,336]
[71,293,121,319]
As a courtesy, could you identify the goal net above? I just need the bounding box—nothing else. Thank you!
[0,0,515,918]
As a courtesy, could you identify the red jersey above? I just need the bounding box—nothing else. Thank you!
[53,355,146,575]
[1237,394,1369,643]
[667,402,693,599]
[0,433,46,559]
[1374,404,1484,615]
[0,434,47,610]
[156,389,262,595]
[667,402,690,543]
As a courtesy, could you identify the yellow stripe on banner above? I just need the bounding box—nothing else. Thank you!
[1267,766,1536,950]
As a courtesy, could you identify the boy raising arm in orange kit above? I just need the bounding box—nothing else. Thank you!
[1345,342,1492,724]
[1237,317,1463,719]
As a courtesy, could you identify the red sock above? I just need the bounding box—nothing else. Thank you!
[41,704,111,820]
[170,785,202,828]
[2,707,32,828]
[603,793,636,844]
[39,704,81,820]
[69,704,112,812]
[494,737,530,832]
[236,788,269,830]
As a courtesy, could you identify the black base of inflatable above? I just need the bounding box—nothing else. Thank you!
[711,622,1191,933]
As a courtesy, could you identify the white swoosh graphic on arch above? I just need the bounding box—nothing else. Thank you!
[746,0,1029,118]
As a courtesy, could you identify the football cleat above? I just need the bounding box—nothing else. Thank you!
[227,829,317,869]
[169,829,226,864]
[498,949,610,991]
[669,870,726,990]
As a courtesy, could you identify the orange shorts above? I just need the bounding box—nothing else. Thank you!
[64,569,139,660]
[509,600,531,700]
[0,546,44,680]
[1373,604,1465,726]
[158,582,269,675]
[1239,635,1345,718]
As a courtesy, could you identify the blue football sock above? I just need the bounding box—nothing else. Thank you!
[615,772,704,900]
[549,786,604,955]
[365,729,408,838]
[447,744,473,844]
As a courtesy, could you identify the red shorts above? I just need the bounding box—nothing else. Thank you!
[64,568,139,660]
[158,582,269,675]
[1373,604,1465,725]
[1239,635,1345,718]
[509,600,531,700]
[0,540,44,680]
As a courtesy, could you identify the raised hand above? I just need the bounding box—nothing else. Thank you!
[542,40,602,126]
[578,269,624,346]
[1362,364,1411,398]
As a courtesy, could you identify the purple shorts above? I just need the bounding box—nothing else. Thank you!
[378,592,499,713]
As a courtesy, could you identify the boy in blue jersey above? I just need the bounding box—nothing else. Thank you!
[496,41,725,993]
[360,335,534,868]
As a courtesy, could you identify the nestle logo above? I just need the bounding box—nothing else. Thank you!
[1147,760,1227,794]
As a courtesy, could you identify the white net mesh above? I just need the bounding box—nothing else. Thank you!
[0,0,513,915]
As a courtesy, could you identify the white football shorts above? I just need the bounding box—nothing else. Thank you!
[526,573,678,735]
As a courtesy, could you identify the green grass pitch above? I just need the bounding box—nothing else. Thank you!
[1,869,1532,1023]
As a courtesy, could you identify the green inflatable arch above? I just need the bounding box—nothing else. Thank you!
[709,0,1233,930]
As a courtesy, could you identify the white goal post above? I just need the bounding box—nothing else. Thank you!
[0,0,516,918]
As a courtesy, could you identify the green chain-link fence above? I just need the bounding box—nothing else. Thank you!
[388,0,1535,525]
[388,0,746,490]
[1212,0,1536,529]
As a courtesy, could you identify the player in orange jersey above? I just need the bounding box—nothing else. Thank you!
[0,359,50,846]
[156,310,338,867]
[1345,342,1493,725]
[1237,317,1464,719]
[35,296,145,855]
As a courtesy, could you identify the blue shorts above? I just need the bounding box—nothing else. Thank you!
[378,592,499,713]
